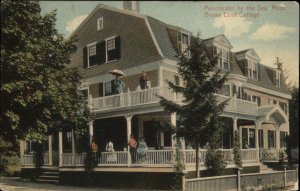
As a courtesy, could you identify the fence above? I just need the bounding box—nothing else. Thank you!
[185,167,298,191]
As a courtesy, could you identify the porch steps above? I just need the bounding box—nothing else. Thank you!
[35,168,59,184]
[259,163,275,173]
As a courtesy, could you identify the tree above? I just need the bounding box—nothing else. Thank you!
[286,85,299,164]
[233,129,242,168]
[1,0,90,143]
[159,35,229,177]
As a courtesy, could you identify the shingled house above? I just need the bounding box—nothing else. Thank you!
[20,2,291,188]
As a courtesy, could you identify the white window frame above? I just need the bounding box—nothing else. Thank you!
[105,36,117,63]
[215,46,230,70]
[246,60,258,80]
[275,70,281,87]
[104,81,112,96]
[97,17,104,31]
[86,42,97,68]
[181,32,190,58]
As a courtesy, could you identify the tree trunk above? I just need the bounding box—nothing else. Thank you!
[196,138,200,177]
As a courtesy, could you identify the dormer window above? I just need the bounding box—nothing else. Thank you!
[275,70,281,87]
[214,47,230,70]
[177,32,190,57]
[245,60,258,80]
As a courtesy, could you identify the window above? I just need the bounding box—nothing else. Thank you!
[217,85,230,96]
[275,70,281,87]
[222,50,229,70]
[214,47,230,70]
[249,129,255,148]
[245,60,258,80]
[258,129,264,148]
[181,33,190,57]
[280,131,287,148]
[87,43,97,67]
[84,36,120,68]
[279,102,288,114]
[242,128,248,149]
[105,81,112,96]
[252,95,257,103]
[106,37,120,62]
[97,17,103,31]
[233,85,242,99]
[257,96,261,106]
[268,130,276,148]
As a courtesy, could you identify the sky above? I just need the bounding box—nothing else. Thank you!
[40,1,299,86]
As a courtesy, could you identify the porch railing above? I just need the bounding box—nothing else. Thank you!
[133,150,173,165]
[99,151,128,166]
[259,148,286,161]
[91,86,258,115]
[23,154,34,165]
[241,148,258,162]
[56,148,289,167]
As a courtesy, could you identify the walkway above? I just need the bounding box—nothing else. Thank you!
[0,177,168,191]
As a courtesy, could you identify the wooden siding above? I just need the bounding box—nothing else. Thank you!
[70,8,162,78]
[162,70,181,86]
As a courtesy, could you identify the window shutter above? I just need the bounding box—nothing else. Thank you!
[99,83,104,97]
[115,36,121,60]
[257,63,260,81]
[213,46,217,56]
[83,47,88,68]
[229,51,233,71]
[244,60,247,76]
[177,31,182,42]
[96,41,106,65]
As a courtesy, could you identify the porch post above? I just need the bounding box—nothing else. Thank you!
[20,140,25,165]
[58,131,63,166]
[89,120,94,144]
[160,132,164,148]
[170,112,177,146]
[48,135,53,165]
[255,121,261,162]
[233,117,239,148]
[126,115,133,166]
[71,129,75,165]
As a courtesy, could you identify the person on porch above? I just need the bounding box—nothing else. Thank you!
[91,138,99,163]
[137,137,148,163]
[139,71,150,90]
[111,75,126,95]
[106,139,117,163]
[128,134,137,163]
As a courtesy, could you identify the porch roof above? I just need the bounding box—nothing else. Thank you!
[258,105,287,126]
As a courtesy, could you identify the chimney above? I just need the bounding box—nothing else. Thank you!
[123,1,140,12]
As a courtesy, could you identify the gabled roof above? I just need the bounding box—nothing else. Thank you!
[235,48,260,61]
[202,34,233,49]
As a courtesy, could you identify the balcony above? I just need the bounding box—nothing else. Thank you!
[91,86,258,116]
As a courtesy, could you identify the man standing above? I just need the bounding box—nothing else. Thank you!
[139,71,149,90]
[128,134,137,163]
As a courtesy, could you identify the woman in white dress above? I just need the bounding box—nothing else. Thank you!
[106,140,117,163]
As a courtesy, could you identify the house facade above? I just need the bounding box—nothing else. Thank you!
[20,2,291,187]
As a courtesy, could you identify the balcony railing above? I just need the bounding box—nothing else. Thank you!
[91,86,258,115]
